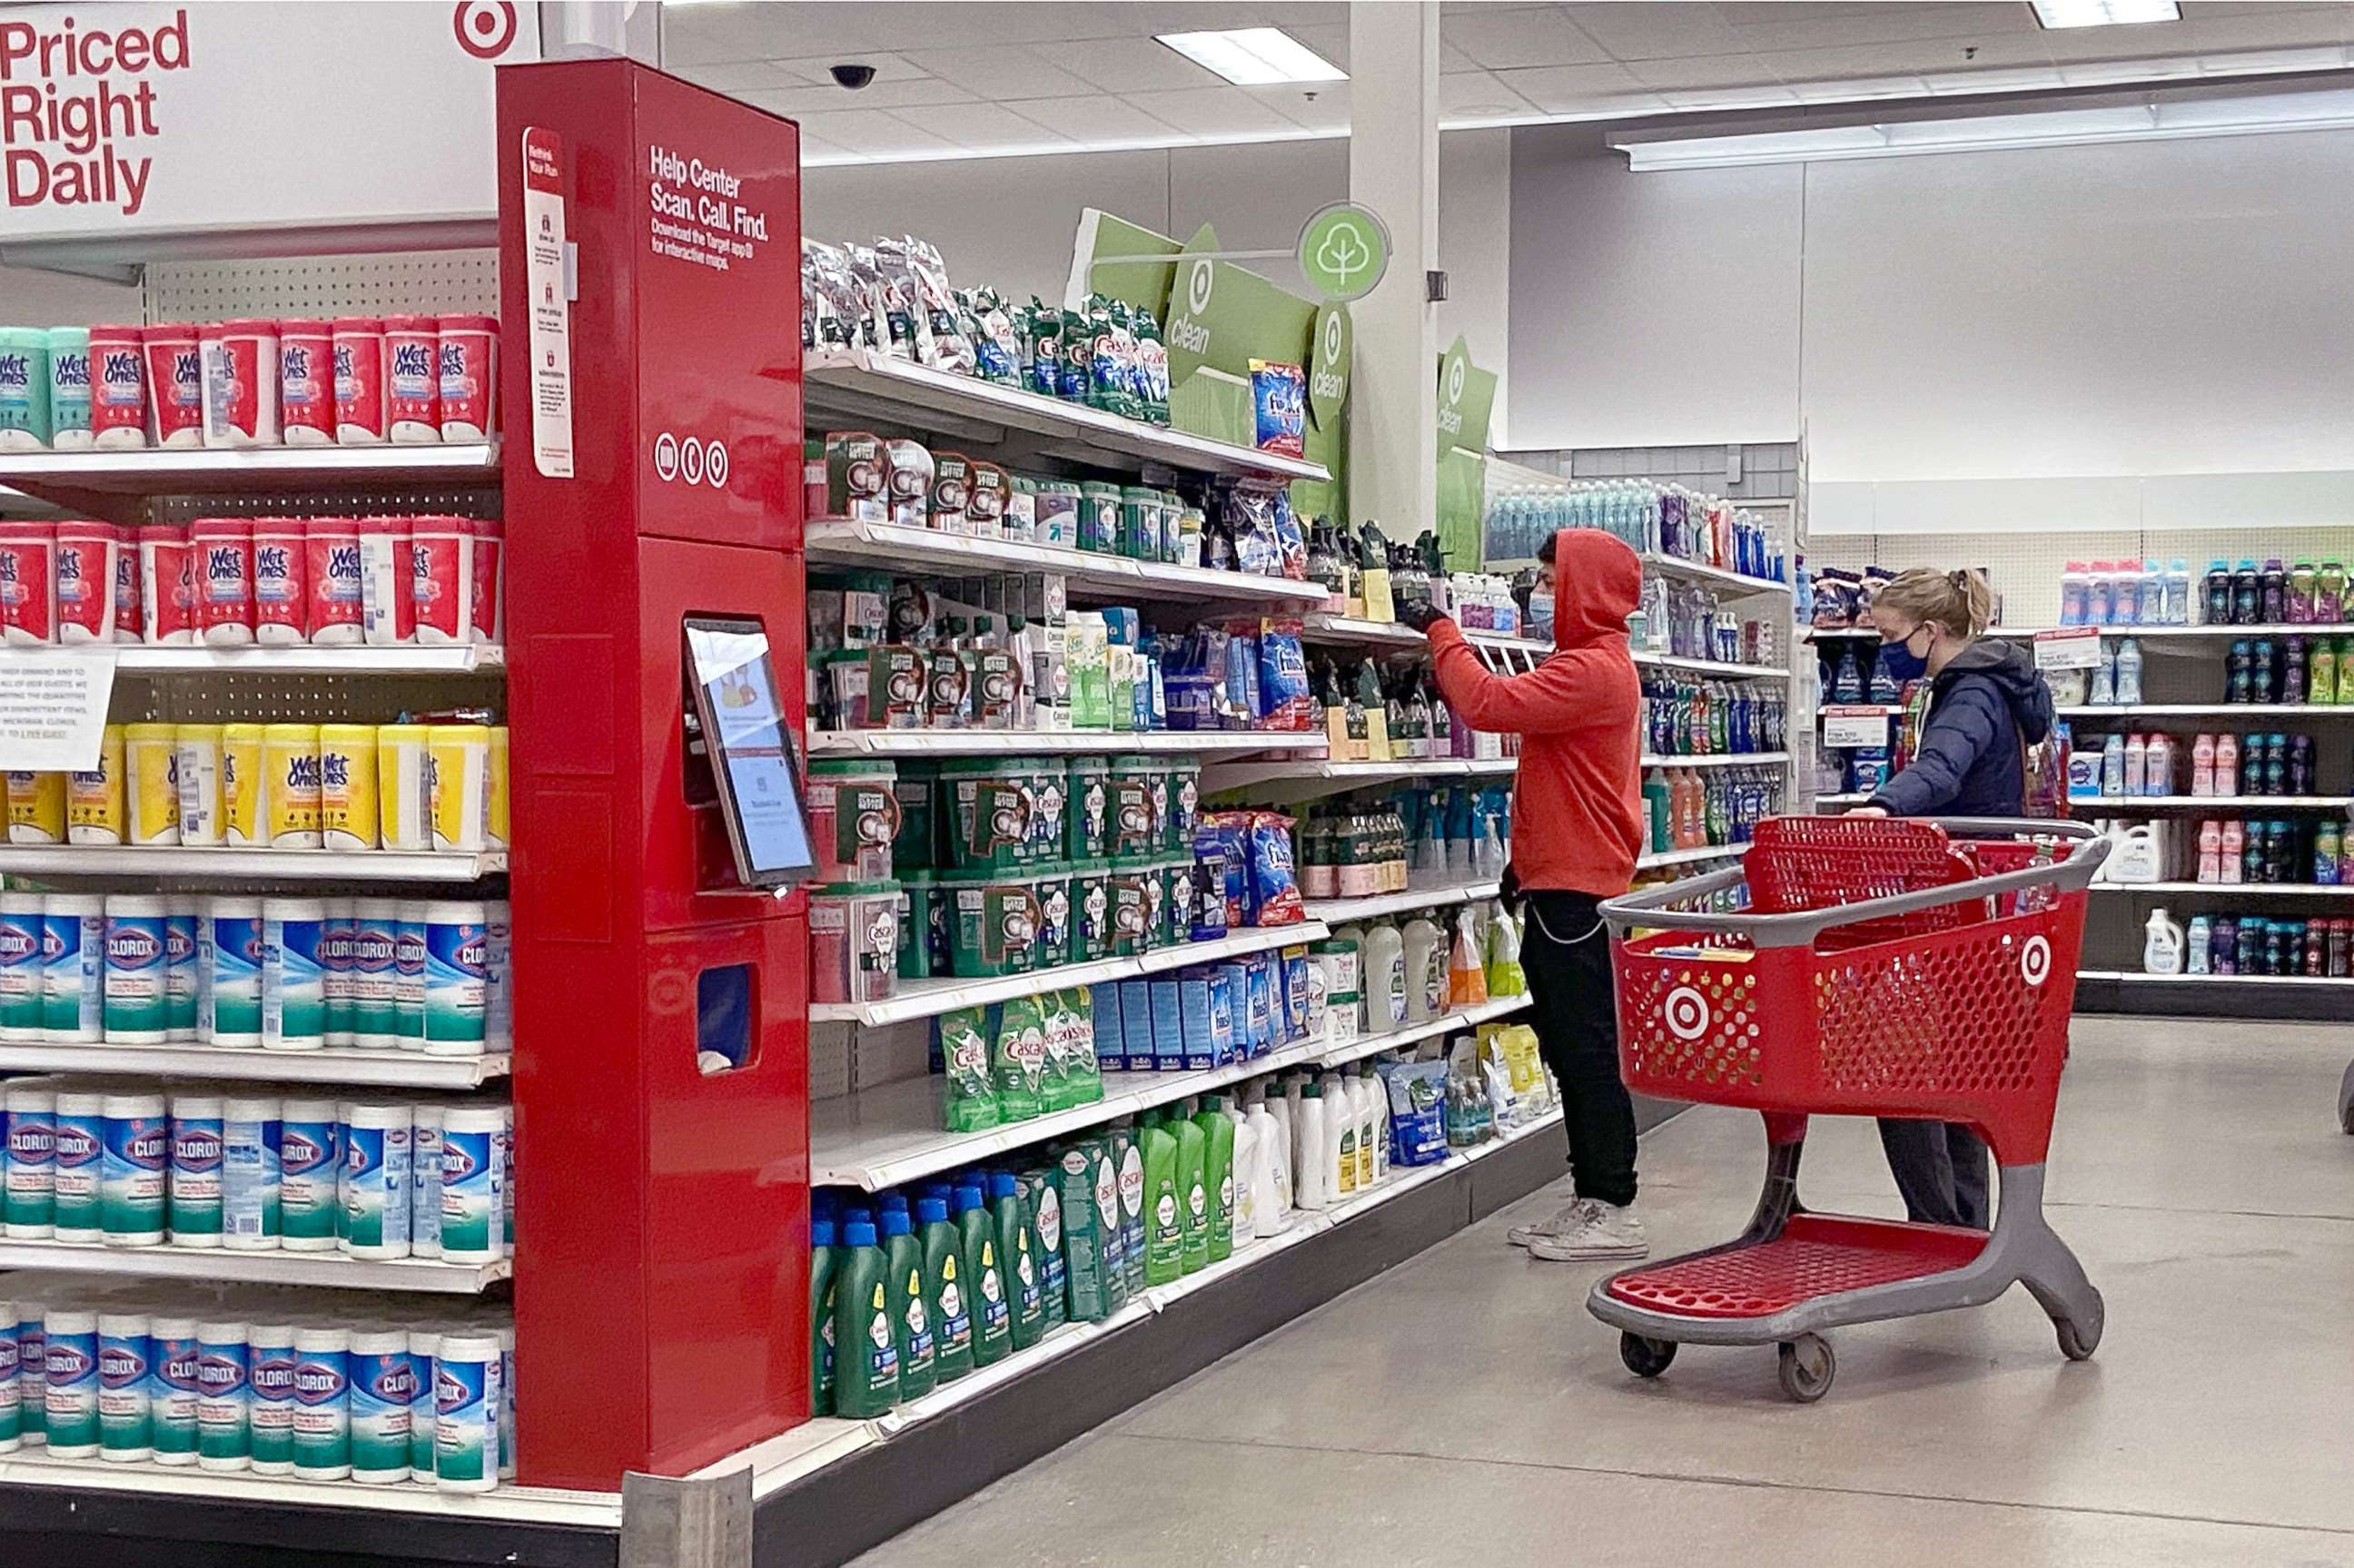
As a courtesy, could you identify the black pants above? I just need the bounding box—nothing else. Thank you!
[1520,890,1638,1208]
[1877,1119,1991,1229]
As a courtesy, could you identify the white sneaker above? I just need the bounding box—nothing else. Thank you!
[1525,1200,1649,1262]
[1507,1199,1587,1249]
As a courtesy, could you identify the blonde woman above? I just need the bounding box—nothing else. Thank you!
[1850,567,2055,1229]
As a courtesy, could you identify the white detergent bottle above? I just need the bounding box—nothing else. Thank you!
[1231,1116,1260,1245]
[1368,1071,1392,1178]
[1400,917,1446,1025]
[1361,922,1408,1033]
[1249,1094,1291,1229]
[1295,1083,1330,1211]
[1320,1072,1357,1200]
[1352,1070,1381,1188]
[2143,908,2185,975]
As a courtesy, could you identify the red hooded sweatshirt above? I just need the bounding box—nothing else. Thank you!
[1427,529,1645,898]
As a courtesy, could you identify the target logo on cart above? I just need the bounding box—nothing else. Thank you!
[1663,985,1714,1041]
[2020,935,2052,988]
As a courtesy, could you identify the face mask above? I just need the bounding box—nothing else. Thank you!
[1530,595,1556,641]
[1880,627,1929,684]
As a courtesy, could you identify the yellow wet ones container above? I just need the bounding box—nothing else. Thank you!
[376,724,430,851]
[318,724,380,851]
[64,727,122,844]
[486,725,509,851]
[428,725,491,853]
[14,767,69,844]
[262,723,322,848]
[173,724,223,846]
[124,722,180,845]
[221,724,265,847]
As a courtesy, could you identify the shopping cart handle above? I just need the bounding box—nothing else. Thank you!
[1600,817,2108,948]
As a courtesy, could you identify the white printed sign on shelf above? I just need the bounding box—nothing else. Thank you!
[521,125,573,479]
[0,651,114,770]
[2033,627,2103,672]
[0,3,538,242]
[1820,705,1891,749]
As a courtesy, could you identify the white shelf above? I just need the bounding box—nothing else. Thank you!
[95,644,505,676]
[1303,880,1500,924]
[809,729,1323,758]
[2092,882,2352,897]
[1640,751,1789,769]
[1296,613,1550,660]
[1995,624,2354,641]
[803,350,1329,483]
[0,1454,620,1527]
[2075,795,2353,810]
[1817,792,1871,805]
[1202,754,1516,794]
[1632,651,1792,681]
[808,921,1330,1028]
[2077,969,2354,987]
[0,1238,509,1293]
[1638,553,1791,598]
[816,1102,1568,1444]
[1315,994,1529,1068]
[0,1042,509,1087]
[812,995,1532,1190]
[0,442,499,498]
[0,846,505,880]
[2059,704,2354,718]
[805,518,1325,607]
[1636,843,1751,873]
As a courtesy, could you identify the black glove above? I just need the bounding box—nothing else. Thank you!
[1397,599,1449,636]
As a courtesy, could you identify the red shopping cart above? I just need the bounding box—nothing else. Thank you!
[1588,814,2109,1402]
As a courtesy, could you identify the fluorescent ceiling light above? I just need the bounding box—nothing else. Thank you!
[1614,86,2354,170]
[2031,0,2180,29]
[1156,28,1346,86]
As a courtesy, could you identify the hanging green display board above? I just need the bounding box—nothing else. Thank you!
[1436,335,1498,568]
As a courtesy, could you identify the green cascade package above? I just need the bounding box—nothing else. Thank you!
[993,1174,1047,1350]
[1195,1098,1236,1264]
[991,996,1046,1122]
[1055,1145,1113,1323]
[1141,1116,1182,1287]
[831,1222,898,1417]
[938,1007,1000,1132]
[881,1209,936,1401]
[1021,1168,1068,1329]
[957,1185,1012,1367]
[1113,1129,1146,1295]
[1174,1111,1209,1276]
[919,1198,974,1383]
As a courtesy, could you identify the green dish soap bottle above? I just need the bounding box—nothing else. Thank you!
[918,1197,974,1383]
[808,1213,838,1415]
[1174,1107,1209,1275]
[880,1208,936,1401]
[831,1219,899,1417]
[1140,1115,1182,1286]
[956,1184,1012,1367]
[992,1173,1047,1350]
[1194,1096,1236,1264]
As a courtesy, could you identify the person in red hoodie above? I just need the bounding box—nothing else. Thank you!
[1401,528,1649,1261]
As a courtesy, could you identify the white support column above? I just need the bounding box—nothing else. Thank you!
[1347,0,1442,539]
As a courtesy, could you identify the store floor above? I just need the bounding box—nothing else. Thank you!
[852,1019,2354,1567]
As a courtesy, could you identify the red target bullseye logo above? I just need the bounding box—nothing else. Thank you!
[455,1,518,59]
[1663,985,1712,1041]
[2021,935,2052,987]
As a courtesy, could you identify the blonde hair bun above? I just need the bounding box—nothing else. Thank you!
[1878,567,1993,638]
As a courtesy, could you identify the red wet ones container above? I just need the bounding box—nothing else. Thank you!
[382,314,440,443]
[436,314,498,442]
[332,316,388,445]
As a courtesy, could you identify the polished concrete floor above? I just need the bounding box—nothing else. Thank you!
[853,1019,2354,1567]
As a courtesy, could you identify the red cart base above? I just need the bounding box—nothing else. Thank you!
[1606,1214,1988,1320]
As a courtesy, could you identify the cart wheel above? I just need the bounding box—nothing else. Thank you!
[2054,1317,2100,1361]
[1620,1333,1677,1379]
[1776,1335,1835,1403]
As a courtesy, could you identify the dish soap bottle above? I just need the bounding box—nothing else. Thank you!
[832,1219,899,1417]
[2143,907,2185,975]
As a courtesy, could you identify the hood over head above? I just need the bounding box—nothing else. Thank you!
[1548,529,1642,651]
[1936,637,2054,745]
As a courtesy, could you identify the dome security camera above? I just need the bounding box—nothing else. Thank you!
[829,63,877,89]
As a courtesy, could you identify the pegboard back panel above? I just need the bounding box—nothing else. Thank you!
[153,488,502,525]
[111,672,504,727]
[143,250,500,323]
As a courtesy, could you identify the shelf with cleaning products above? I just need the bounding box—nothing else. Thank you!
[809,730,1330,758]
[0,1239,509,1294]
[0,1042,510,1088]
[806,519,1327,609]
[1303,879,1503,925]
[2091,882,2354,897]
[1640,751,1789,770]
[0,441,501,500]
[0,847,506,880]
[2059,704,2354,719]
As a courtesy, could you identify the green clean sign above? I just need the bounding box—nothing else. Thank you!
[1308,302,1350,431]
[1296,202,1390,302]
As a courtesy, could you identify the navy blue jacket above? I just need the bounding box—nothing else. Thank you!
[1869,639,2054,818]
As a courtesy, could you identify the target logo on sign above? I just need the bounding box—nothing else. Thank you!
[453,0,519,58]
[2021,935,2052,988]
[1663,985,1713,1041]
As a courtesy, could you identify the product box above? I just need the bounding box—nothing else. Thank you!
[1277,943,1311,1043]
[1149,978,1185,1071]
[1241,954,1275,1056]
[1089,981,1123,1070]
[1117,980,1155,1073]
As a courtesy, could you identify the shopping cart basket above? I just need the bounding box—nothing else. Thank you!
[1588,814,2108,1402]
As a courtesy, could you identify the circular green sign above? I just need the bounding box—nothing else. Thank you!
[1297,202,1391,302]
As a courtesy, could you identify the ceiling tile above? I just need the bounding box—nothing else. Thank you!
[1710,3,1924,20]
[1002,94,1193,144]
[2196,44,2351,73]
[903,45,1100,99]
[1285,23,1352,69]
[2176,8,2354,49]
[1246,81,1353,133]
[1720,2,2033,54]
[1048,35,1235,92]
[737,78,980,114]
[661,7,889,66]
[849,3,1161,45]
[887,102,1082,152]
[1786,74,1935,102]
[1620,53,1786,91]
[1559,2,1744,60]
[1445,6,1612,69]
[792,109,963,158]
[1495,61,1671,113]
[1124,86,1331,137]
[1653,83,1803,110]
[2053,55,2205,84]
[1753,40,1984,81]
[1919,64,2070,93]
[767,52,934,84]
[674,60,813,94]
[1440,69,1540,119]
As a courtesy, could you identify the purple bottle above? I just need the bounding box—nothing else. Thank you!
[2212,916,2239,975]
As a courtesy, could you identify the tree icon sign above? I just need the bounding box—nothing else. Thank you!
[1297,202,1392,302]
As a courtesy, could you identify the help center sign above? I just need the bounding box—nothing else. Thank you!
[1,3,537,237]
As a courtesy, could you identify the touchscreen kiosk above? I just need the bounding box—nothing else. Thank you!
[683,617,816,891]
